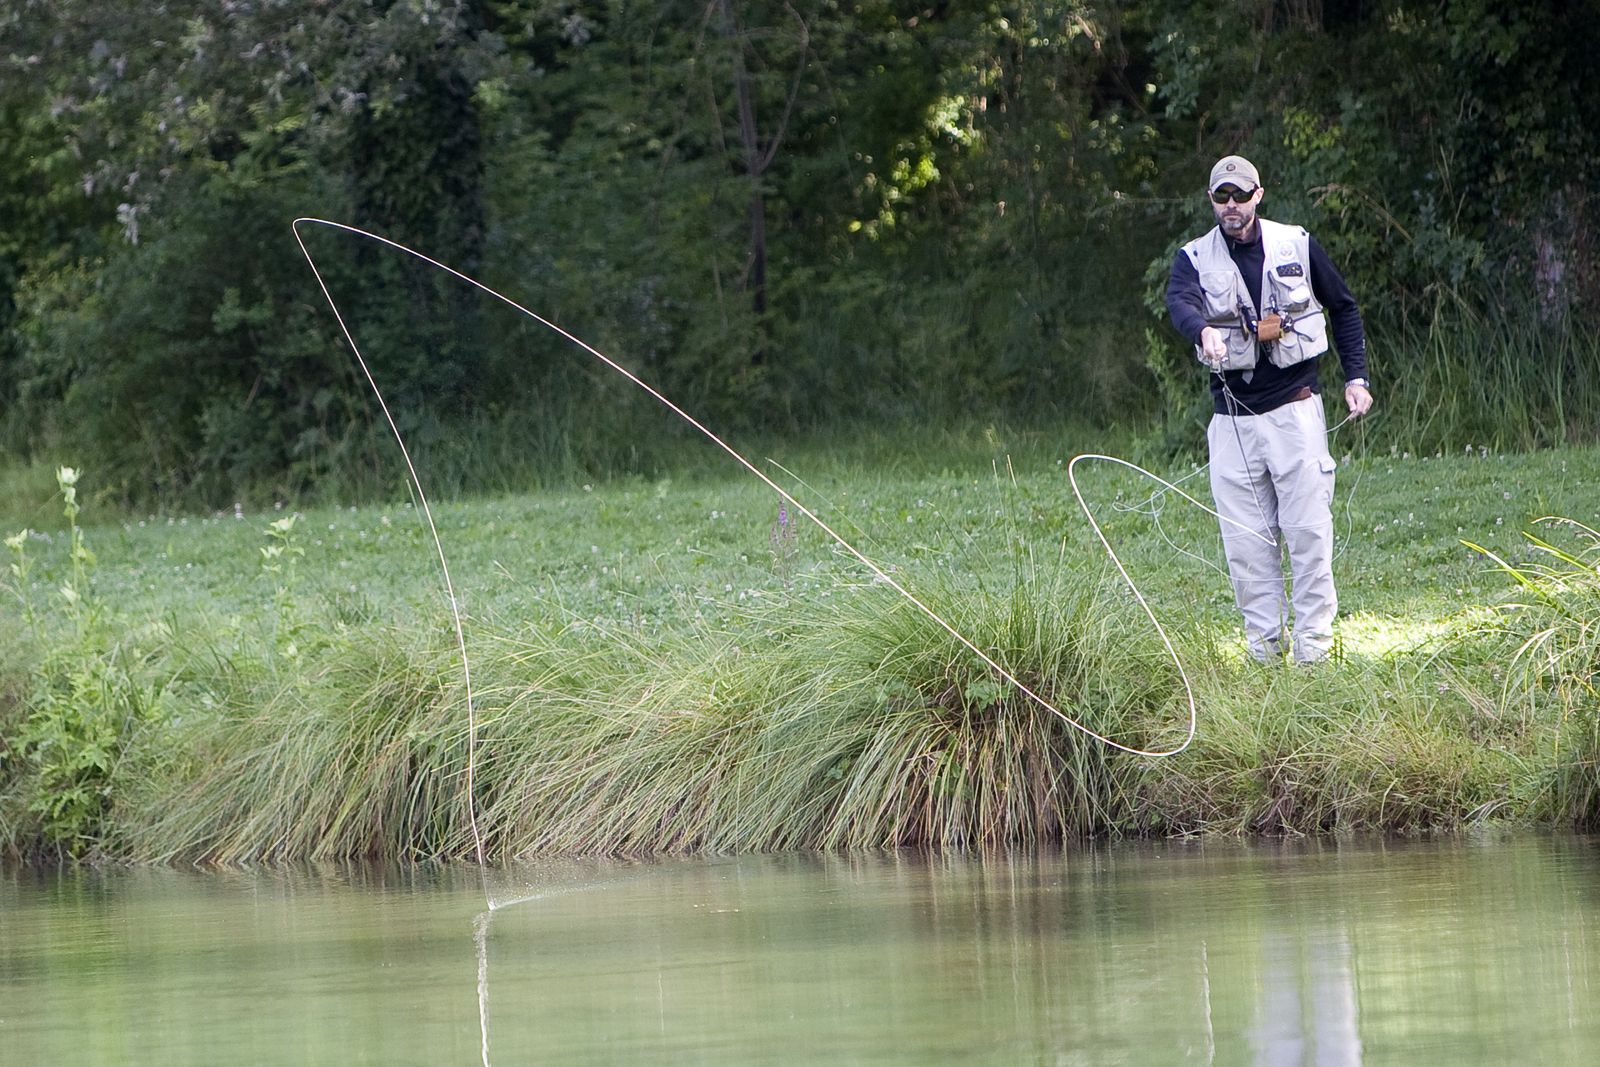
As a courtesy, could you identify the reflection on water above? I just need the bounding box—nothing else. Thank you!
[4,836,1600,1065]
[1249,927,1359,1064]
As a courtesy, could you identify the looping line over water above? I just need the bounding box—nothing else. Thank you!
[290,220,1200,873]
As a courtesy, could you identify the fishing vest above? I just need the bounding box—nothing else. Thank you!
[1181,218,1329,371]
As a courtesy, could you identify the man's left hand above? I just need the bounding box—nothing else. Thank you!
[1345,382,1373,418]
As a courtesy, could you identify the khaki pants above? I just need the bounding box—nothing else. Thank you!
[1207,395,1337,663]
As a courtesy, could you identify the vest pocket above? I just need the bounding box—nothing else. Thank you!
[1200,270,1240,321]
[1266,270,1327,368]
[1199,270,1257,369]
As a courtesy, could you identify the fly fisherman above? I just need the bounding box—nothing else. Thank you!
[1165,155,1373,664]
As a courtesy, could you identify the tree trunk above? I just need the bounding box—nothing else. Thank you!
[718,0,769,324]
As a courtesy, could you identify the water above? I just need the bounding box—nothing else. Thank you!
[4,835,1599,1065]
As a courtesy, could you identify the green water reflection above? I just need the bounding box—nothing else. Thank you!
[3,836,1599,1064]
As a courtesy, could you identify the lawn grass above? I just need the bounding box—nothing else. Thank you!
[3,420,1599,861]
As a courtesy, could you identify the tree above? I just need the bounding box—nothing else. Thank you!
[1,0,510,500]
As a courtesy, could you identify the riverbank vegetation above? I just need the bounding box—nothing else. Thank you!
[4,433,1600,862]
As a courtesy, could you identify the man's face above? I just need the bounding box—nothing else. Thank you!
[1211,184,1261,238]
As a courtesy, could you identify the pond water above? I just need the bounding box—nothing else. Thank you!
[4,835,1600,1065]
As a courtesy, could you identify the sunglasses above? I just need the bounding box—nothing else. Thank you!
[1211,186,1255,204]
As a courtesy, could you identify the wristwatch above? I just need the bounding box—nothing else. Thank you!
[1346,377,1369,389]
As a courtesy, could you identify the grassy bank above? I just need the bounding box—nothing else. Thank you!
[4,425,1599,862]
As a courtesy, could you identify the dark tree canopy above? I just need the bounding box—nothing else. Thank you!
[2,0,1595,503]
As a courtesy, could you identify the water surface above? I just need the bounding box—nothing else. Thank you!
[4,835,1599,1064]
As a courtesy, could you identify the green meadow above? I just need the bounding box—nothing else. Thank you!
[3,421,1599,863]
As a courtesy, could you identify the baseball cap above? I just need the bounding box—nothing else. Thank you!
[1208,155,1260,194]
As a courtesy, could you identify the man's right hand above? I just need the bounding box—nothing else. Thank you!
[1199,326,1227,370]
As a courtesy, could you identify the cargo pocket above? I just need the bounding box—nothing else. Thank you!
[1317,454,1337,506]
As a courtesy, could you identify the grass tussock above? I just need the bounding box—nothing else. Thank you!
[114,628,471,863]
[475,569,1170,856]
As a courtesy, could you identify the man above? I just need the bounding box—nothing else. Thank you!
[1165,154,1373,664]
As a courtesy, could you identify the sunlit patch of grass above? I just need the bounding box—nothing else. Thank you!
[1337,609,1497,661]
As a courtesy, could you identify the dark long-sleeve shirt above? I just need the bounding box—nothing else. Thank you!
[1166,225,1367,415]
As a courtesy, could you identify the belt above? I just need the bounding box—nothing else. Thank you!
[1289,386,1314,402]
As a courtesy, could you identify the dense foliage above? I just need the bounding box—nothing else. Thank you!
[2,0,1596,505]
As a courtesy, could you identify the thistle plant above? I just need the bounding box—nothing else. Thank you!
[5,528,36,635]
[261,514,304,595]
[14,466,138,856]
[56,466,97,635]
[261,513,305,659]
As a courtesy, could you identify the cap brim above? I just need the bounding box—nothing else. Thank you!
[1209,178,1259,194]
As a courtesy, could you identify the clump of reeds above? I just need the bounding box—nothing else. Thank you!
[1132,652,1510,836]
[474,558,1182,856]
[1381,303,1600,454]
[115,623,472,863]
[1465,519,1600,825]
